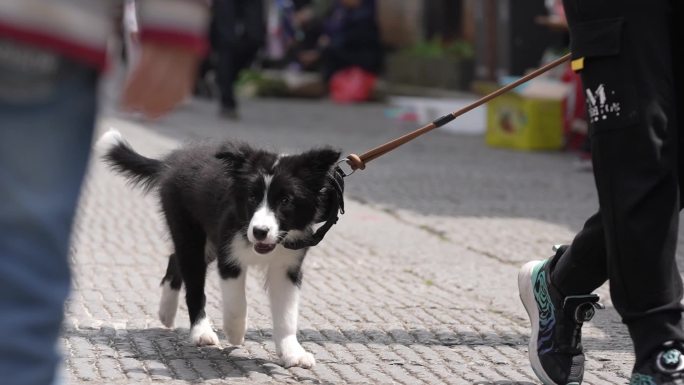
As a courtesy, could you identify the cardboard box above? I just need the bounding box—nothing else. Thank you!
[485,78,570,151]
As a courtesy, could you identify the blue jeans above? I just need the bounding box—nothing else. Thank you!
[0,40,97,385]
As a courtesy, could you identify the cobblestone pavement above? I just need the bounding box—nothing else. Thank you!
[62,97,668,384]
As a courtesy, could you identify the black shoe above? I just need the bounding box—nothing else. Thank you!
[194,79,212,99]
[518,246,603,385]
[219,106,239,120]
[630,341,684,385]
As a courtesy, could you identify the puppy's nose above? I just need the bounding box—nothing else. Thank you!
[252,227,269,241]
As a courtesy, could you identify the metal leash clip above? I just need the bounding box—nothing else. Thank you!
[336,158,357,178]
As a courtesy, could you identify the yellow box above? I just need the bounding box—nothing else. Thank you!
[485,92,564,151]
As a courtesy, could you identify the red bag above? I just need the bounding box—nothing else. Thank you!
[329,66,377,103]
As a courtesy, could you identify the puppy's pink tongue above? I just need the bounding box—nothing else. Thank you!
[254,243,276,254]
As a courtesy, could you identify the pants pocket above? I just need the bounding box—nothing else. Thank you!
[567,17,641,132]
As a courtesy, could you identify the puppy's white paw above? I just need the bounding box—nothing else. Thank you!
[281,350,315,369]
[158,282,179,328]
[280,342,315,368]
[193,331,219,346]
[190,318,219,346]
[223,317,247,346]
[158,308,176,328]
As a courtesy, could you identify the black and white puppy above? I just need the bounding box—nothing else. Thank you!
[99,130,341,368]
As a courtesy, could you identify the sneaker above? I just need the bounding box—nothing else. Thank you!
[518,250,603,385]
[630,341,684,385]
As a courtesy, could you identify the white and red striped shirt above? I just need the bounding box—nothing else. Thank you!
[0,0,209,71]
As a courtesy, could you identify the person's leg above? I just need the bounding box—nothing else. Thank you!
[213,0,239,113]
[228,0,265,98]
[549,212,607,295]
[520,1,682,382]
[0,40,98,385]
[677,0,684,206]
[239,0,265,59]
[565,0,684,364]
[624,4,684,382]
[553,0,683,358]
[194,56,215,99]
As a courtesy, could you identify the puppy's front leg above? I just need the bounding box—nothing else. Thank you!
[220,265,247,346]
[267,263,314,368]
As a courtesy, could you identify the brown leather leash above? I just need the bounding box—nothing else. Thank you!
[341,53,572,174]
[293,53,572,249]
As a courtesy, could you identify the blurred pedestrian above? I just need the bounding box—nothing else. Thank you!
[319,0,382,82]
[211,0,266,119]
[280,0,333,71]
[518,1,684,384]
[0,1,208,385]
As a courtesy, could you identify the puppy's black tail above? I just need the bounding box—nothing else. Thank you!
[97,129,164,192]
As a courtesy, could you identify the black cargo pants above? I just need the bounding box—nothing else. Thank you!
[548,0,684,363]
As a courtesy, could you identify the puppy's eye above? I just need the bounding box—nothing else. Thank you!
[248,191,261,202]
[280,196,292,205]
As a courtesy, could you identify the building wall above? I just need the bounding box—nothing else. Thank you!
[377,0,424,48]
[461,0,476,43]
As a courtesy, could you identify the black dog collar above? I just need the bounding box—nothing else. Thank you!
[282,166,345,250]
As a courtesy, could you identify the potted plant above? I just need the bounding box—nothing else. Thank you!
[386,37,475,90]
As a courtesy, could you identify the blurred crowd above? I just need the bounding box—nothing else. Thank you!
[119,0,384,118]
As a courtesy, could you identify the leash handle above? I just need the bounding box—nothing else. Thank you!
[346,53,573,172]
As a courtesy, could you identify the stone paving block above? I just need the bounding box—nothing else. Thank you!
[178,345,210,360]
[119,356,149,381]
[69,335,95,359]
[131,335,158,358]
[391,344,426,366]
[303,342,336,363]
[354,363,396,384]
[234,359,276,383]
[382,362,426,384]
[189,358,222,380]
[403,362,448,384]
[144,359,174,381]
[97,357,126,381]
[309,362,344,383]
[70,357,99,382]
[329,363,369,384]
[245,341,273,362]
[167,358,199,381]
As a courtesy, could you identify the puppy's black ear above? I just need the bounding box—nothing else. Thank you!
[295,147,342,185]
[216,149,246,173]
[303,147,341,171]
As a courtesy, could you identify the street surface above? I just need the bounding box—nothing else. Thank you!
[63,96,681,384]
